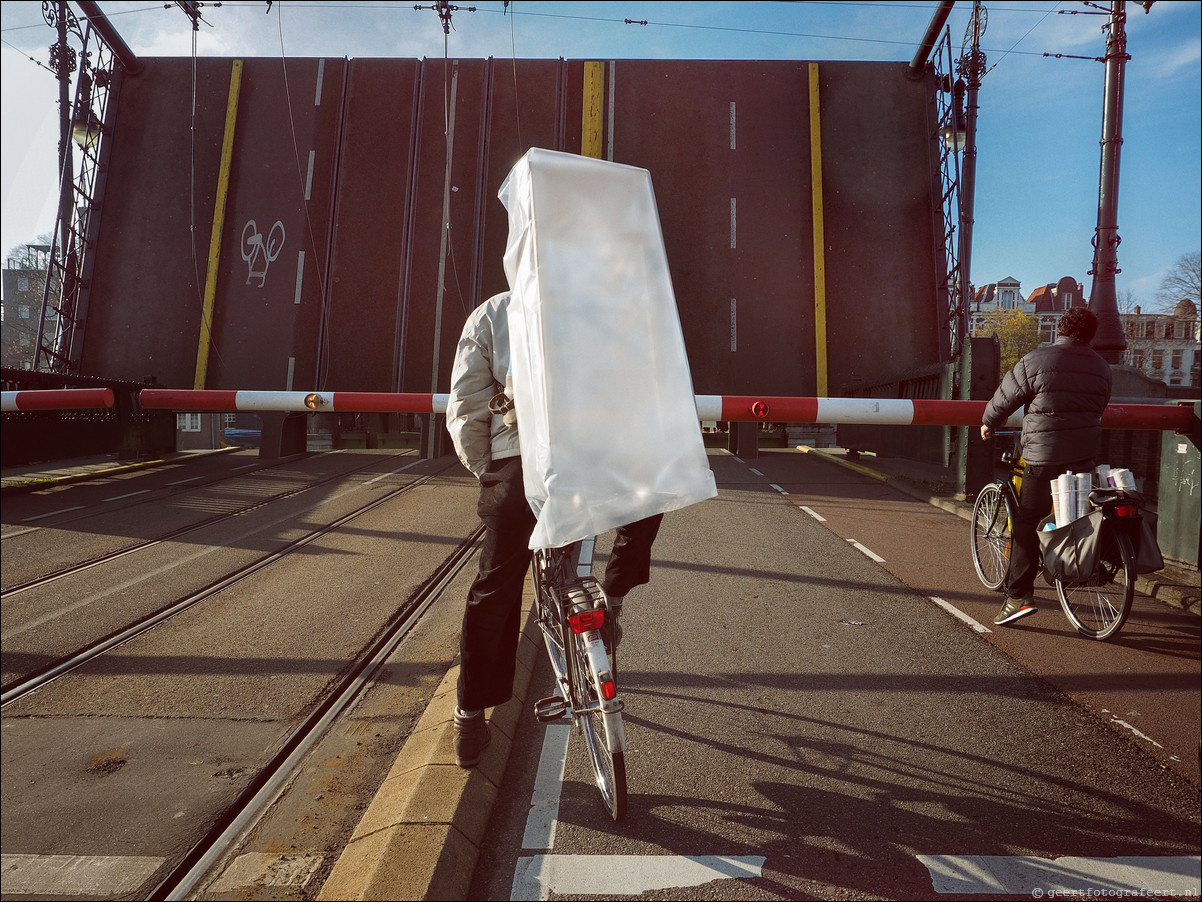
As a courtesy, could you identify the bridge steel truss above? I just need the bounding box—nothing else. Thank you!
[33,3,126,377]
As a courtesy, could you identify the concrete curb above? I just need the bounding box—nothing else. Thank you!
[317,583,543,901]
[797,445,1200,617]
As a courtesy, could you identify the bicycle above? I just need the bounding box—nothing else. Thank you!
[530,536,627,820]
[970,435,1141,640]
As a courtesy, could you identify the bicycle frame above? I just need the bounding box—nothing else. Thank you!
[532,541,626,753]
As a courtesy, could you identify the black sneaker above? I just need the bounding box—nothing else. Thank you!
[609,604,623,655]
[993,596,1037,626]
[453,710,491,768]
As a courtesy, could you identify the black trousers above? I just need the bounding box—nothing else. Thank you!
[457,456,662,711]
[1005,459,1094,599]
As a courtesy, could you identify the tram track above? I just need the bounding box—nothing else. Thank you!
[1,450,486,901]
[1,458,437,704]
[1,450,420,598]
[154,522,484,901]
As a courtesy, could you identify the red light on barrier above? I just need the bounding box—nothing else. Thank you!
[751,401,769,419]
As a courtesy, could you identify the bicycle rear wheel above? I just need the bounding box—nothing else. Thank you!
[570,629,626,821]
[1056,527,1135,640]
[971,481,1013,591]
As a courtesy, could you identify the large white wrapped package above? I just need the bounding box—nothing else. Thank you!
[498,148,717,549]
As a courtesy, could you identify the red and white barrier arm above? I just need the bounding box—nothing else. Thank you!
[138,389,449,414]
[1,388,115,412]
[137,389,1197,432]
[696,396,1025,427]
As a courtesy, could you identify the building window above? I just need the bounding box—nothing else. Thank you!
[177,413,201,432]
[1144,321,1156,339]
[17,277,29,292]
[19,304,30,319]
[1172,351,1183,371]
[1132,353,1145,369]
[1151,351,1163,371]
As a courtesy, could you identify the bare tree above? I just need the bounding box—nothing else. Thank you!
[1116,287,1140,314]
[1154,251,1201,312]
[2,235,56,370]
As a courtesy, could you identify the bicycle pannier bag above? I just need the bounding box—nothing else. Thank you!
[1038,509,1105,583]
[1133,511,1165,575]
[498,148,718,549]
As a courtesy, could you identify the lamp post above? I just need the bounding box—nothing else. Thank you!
[1088,0,1131,363]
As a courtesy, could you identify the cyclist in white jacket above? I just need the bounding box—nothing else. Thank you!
[445,291,661,767]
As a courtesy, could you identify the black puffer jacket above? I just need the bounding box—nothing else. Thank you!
[983,337,1112,469]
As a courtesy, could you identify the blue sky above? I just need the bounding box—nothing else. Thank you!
[3,0,1199,310]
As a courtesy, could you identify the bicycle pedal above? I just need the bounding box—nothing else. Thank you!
[534,696,570,723]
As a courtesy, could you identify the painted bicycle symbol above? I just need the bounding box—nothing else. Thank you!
[241,219,285,287]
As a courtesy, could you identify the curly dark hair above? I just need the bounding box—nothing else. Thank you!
[1057,306,1098,342]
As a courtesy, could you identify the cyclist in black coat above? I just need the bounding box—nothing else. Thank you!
[979,306,1112,625]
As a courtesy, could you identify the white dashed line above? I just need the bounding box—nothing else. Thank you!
[847,538,885,562]
[929,596,991,633]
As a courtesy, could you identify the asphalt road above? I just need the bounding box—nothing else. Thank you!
[468,450,1200,901]
[1,448,1198,901]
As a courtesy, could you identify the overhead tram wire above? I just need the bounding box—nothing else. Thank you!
[275,2,334,390]
[505,0,523,154]
[180,1,227,376]
[418,1,478,318]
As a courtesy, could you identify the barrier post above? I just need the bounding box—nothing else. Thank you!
[728,421,759,459]
[260,412,308,459]
[964,336,1000,497]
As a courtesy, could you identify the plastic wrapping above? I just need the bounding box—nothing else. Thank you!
[498,148,717,549]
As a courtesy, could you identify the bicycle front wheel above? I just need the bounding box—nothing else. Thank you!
[570,630,627,821]
[1056,527,1136,640]
[971,481,1013,591]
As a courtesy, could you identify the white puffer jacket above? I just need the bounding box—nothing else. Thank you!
[445,292,522,478]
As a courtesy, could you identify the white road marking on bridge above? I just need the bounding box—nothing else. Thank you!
[847,538,885,562]
[521,724,570,850]
[917,854,1200,896]
[21,506,84,522]
[799,505,826,521]
[167,475,205,485]
[1102,708,1166,749]
[103,489,151,502]
[749,467,763,476]
[510,854,766,901]
[769,483,785,494]
[0,854,165,896]
[929,596,991,633]
[207,852,323,894]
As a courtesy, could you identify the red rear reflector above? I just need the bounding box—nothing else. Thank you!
[568,609,605,633]
[601,680,617,700]
[1115,504,1139,518]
